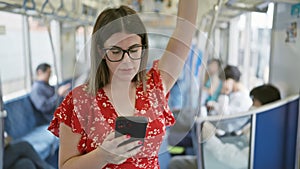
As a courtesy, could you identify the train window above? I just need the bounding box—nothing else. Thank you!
[76,26,92,63]
[74,26,92,83]
[29,17,56,85]
[0,12,26,97]
[76,26,85,62]
[249,4,274,85]
[235,4,274,90]
[29,17,54,69]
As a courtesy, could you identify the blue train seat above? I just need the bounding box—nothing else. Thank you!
[4,94,58,164]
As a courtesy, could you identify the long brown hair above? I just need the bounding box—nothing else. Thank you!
[87,5,149,95]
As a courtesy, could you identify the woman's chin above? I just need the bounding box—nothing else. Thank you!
[113,73,136,82]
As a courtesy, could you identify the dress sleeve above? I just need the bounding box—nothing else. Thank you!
[148,60,176,126]
[48,90,84,137]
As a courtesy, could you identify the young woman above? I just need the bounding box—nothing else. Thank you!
[48,1,198,168]
[203,58,223,103]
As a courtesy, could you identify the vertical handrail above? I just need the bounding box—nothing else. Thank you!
[22,15,34,88]
[47,23,60,87]
[197,0,224,118]
[241,13,252,88]
[195,119,204,169]
[196,0,223,168]
[249,114,257,169]
[295,94,300,169]
[0,76,4,113]
[0,76,6,169]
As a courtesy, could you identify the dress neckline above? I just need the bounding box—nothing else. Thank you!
[99,84,140,117]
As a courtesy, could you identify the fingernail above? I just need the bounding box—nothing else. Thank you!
[126,134,131,138]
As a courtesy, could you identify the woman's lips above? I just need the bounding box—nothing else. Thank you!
[120,68,134,72]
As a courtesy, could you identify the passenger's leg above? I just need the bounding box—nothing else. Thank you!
[3,144,20,169]
[168,155,197,169]
[5,158,36,169]
[4,141,54,169]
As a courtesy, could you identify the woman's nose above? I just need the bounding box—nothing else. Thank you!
[122,52,131,62]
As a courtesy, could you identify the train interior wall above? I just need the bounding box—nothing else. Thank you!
[270,3,300,97]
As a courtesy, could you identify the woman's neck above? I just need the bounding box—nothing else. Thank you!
[104,81,137,116]
[211,74,219,80]
[106,81,135,92]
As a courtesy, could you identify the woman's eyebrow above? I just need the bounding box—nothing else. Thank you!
[109,44,142,49]
[109,46,122,49]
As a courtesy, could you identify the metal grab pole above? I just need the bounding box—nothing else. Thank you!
[196,0,223,169]
[47,22,60,87]
[0,77,7,169]
[22,15,33,88]
[295,94,300,169]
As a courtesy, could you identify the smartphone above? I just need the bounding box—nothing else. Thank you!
[115,116,148,147]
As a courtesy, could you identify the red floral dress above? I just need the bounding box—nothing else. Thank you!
[48,61,175,169]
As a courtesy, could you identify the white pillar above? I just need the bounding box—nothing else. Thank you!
[242,13,252,88]
[228,17,239,66]
[214,28,221,58]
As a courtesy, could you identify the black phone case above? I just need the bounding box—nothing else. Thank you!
[115,116,148,147]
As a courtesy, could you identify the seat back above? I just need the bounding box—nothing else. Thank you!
[4,95,44,139]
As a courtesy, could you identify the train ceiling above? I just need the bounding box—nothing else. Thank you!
[0,0,299,27]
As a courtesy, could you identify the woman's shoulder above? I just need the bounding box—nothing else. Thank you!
[66,84,92,99]
[70,83,91,93]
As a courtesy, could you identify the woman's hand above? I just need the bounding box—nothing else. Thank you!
[99,132,143,165]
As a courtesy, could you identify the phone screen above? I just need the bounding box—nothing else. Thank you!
[115,116,148,146]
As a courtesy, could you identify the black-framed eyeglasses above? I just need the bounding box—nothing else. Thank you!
[103,44,145,62]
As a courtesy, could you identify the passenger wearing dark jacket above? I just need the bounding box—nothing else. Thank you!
[29,63,70,122]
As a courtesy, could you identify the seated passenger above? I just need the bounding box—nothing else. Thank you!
[4,132,54,169]
[168,84,281,169]
[202,58,223,104]
[29,63,71,123]
[207,65,252,135]
[250,84,281,107]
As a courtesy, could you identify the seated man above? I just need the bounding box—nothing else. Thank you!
[30,63,70,123]
[207,65,252,135]
[168,84,281,169]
